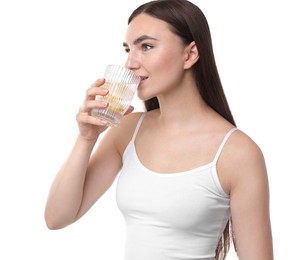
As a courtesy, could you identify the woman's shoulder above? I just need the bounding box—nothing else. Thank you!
[121,111,145,126]
[219,128,267,193]
[226,129,264,164]
[107,112,145,155]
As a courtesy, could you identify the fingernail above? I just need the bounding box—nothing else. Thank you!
[101,101,108,106]
[100,88,109,94]
[100,120,108,126]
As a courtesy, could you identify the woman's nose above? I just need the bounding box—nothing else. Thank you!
[125,52,140,70]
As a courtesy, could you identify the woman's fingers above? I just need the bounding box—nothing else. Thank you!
[86,78,108,100]
[90,78,106,88]
[80,99,108,113]
[124,105,134,115]
[76,110,108,126]
[79,78,109,113]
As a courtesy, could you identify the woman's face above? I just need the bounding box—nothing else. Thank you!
[124,14,191,101]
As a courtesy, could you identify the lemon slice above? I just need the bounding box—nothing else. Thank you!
[108,96,124,113]
[109,103,124,113]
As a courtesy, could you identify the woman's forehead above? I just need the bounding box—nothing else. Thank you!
[125,14,175,43]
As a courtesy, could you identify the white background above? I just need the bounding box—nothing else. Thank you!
[0,0,291,259]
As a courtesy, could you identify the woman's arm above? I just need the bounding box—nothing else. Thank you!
[221,131,273,259]
[44,78,135,229]
[44,129,121,229]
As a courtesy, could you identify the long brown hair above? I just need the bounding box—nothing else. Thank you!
[128,0,236,259]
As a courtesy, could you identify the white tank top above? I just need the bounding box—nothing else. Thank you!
[116,113,237,260]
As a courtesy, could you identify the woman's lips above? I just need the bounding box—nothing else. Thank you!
[139,76,148,82]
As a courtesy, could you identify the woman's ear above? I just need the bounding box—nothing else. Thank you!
[183,41,199,69]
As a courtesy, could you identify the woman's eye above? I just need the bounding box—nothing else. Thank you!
[123,44,153,54]
[142,44,153,51]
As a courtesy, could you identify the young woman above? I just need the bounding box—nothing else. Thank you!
[45,0,273,259]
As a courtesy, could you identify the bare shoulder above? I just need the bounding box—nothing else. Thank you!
[218,129,268,194]
[227,130,265,167]
[106,112,144,155]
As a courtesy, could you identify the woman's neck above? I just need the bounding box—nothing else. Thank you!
[155,79,212,129]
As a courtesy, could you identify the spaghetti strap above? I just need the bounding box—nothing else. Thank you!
[131,113,146,142]
[213,128,238,163]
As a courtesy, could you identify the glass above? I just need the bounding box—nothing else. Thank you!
[91,64,140,127]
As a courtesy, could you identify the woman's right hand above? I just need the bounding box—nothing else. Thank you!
[76,78,109,141]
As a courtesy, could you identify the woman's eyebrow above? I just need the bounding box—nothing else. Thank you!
[123,35,158,47]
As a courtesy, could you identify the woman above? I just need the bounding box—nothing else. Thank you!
[45,0,273,259]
